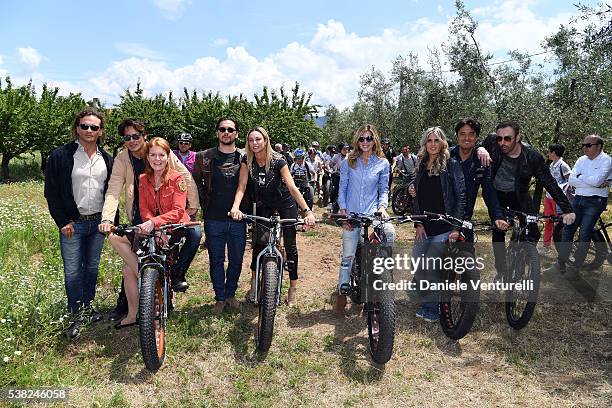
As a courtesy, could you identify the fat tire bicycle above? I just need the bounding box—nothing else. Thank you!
[113,221,200,371]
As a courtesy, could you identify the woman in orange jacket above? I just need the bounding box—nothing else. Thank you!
[109,137,189,329]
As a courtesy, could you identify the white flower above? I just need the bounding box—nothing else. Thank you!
[0,319,5,323]
[3,356,9,363]
[14,351,21,356]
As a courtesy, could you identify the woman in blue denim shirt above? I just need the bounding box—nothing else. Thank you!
[334,124,393,311]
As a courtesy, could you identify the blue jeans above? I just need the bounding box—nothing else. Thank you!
[559,195,608,269]
[411,231,451,315]
[205,220,246,301]
[338,223,395,290]
[59,219,105,314]
[174,225,202,277]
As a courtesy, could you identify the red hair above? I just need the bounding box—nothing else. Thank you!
[144,137,172,181]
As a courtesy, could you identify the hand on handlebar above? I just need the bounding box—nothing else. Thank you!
[408,184,416,197]
[138,220,155,234]
[98,221,114,235]
[304,212,316,227]
[495,219,509,231]
[378,207,390,219]
[229,208,243,221]
[562,212,576,225]
[338,209,353,231]
[449,229,460,243]
[415,224,426,241]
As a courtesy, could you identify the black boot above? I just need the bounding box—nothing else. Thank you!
[172,269,189,292]
[109,280,128,321]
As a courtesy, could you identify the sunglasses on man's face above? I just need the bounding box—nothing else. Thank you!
[79,124,101,131]
[217,127,236,134]
[358,136,374,143]
[582,143,601,148]
[179,141,191,145]
[496,135,513,142]
[122,133,142,142]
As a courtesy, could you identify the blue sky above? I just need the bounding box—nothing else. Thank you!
[0,0,600,108]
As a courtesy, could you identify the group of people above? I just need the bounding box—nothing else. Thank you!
[44,106,610,339]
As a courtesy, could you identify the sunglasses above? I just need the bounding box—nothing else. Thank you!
[358,136,374,143]
[79,124,101,131]
[122,133,142,142]
[496,135,513,142]
[217,127,236,133]
[582,143,601,148]
[179,141,191,145]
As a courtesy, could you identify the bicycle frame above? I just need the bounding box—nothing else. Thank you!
[253,217,285,307]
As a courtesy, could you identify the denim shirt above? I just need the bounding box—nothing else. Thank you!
[338,155,390,215]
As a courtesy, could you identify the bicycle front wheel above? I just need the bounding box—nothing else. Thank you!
[505,244,540,330]
[367,268,395,364]
[440,251,480,340]
[139,267,166,371]
[256,259,280,354]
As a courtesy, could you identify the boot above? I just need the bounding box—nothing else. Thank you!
[287,287,297,307]
[172,269,189,292]
[245,278,256,303]
[334,294,347,312]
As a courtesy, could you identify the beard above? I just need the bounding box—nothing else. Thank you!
[220,138,235,146]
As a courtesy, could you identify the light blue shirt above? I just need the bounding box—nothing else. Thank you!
[338,155,390,215]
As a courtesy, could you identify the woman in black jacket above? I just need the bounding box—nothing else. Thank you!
[408,126,466,322]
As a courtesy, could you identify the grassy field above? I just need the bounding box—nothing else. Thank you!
[0,157,611,407]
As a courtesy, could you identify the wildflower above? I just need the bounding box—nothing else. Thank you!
[3,356,9,363]
[0,319,5,323]
[14,351,21,356]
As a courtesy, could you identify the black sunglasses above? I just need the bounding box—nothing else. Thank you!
[496,135,513,142]
[179,141,191,145]
[122,133,142,142]
[358,136,374,143]
[582,142,601,148]
[79,124,101,131]
[217,127,236,134]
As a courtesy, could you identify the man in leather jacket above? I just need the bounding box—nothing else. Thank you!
[481,120,575,280]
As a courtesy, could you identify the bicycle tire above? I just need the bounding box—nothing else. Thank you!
[304,186,314,212]
[256,259,280,354]
[439,251,480,340]
[505,243,540,330]
[367,266,395,364]
[349,244,363,304]
[391,186,411,216]
[322,179,331,206]
[139,267,166,371]
[552,226,607,271]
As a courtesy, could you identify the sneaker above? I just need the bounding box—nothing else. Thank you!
[245,278,256,303]
[339,283,351,296]
[415,307,439,323]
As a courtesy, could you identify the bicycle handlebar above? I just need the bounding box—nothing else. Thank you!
[112,221,201,236]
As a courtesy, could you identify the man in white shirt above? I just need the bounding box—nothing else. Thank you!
[553,134,611,278]
[395,145,418,178]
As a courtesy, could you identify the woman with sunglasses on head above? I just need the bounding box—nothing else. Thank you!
[107,137,191,329]
[229,127,316,307]
[406,127,466,322]
[334,124,393,311]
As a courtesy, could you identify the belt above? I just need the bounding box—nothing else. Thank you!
[78,212,102,221]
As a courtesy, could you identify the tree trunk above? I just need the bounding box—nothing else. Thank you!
[1,154,12,181]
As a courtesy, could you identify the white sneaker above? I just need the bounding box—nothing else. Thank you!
[538,246,551,258]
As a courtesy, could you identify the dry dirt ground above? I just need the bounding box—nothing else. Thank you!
[54,207,611,407]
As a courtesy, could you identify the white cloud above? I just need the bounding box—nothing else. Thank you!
[17,47,43,71]
[116,43,165,60]
[153,0,191,20]
[211,38,229,47]
[0,55,4,65]
[15,0,583,109]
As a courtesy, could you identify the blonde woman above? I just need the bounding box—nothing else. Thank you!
[334,124,394,311]
[408,126,466,322]
[230,127,316,307]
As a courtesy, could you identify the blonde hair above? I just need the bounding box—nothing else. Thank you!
[416,127,450,176]
[144,137,172,181]
[245,126,275,173]
[347,124,385,169]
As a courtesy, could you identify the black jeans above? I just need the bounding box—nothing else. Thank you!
[250,202,299,280]
[492,190,540,275]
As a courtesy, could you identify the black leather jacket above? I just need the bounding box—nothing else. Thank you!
[482,134,573,214]
[412,157,466,221]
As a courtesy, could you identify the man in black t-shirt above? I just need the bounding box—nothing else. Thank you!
[193,118,247,315]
